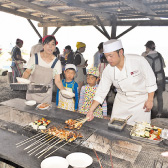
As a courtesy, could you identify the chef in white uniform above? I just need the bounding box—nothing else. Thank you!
[86,39,157,125]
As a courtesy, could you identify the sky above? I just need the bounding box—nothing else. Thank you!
[0,11,168,74]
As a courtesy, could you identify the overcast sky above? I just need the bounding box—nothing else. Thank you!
[0,11,168,74]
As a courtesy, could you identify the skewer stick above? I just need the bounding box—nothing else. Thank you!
[24,134,50,150]
[93,148,103,168]
[34,138,61,156]
[28,136,57,155]
[44,141,69,158]
[75,118,85,121]
[37,139,64,158]
[74,118,88,128]
[16,132,42,145]
[16,133,45,147]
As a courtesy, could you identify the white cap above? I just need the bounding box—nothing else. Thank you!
[65,64,77,71]
[103,39,123,53]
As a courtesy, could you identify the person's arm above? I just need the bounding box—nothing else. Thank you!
[55,74,65,90]
[143,92,155,112]
[15,49,26,63]
[74,83,79,111]
[22,69,31,79]
[86,100,100,121]
[16,55,27,63]
[140,57,157,112]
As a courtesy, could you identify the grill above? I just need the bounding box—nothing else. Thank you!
[1,99,168,168]
[15,122,94,159]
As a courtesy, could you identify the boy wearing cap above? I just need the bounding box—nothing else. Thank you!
[87,39,157,125]
[79,67,107,118]
[56,64,78,111]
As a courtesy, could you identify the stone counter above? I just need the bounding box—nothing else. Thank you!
[1,98,168,168]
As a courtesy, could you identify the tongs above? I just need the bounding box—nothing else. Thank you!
[125,115,133,122]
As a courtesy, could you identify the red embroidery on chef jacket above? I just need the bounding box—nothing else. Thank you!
[130,70,138,75]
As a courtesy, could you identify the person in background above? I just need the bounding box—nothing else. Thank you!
[22,35,64,104]
[87,39,157,125]
[144,40,166,117]
[93,42,104,68]
[64,45,74,64]
[79,67,107,118]
[53,40,60,58]
[30,38,43,57]
[11,38,27,82]
[74,42,88,93]
[60,45,75,71]
[56,64,78,112]
[98,54,108,79]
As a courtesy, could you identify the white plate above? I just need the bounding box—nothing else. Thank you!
[16,77,30,84]
[41,156,69,168]
[37,103,50,110]
[60,90,75,99]
[66,152,93,168]
[25,100,36,106]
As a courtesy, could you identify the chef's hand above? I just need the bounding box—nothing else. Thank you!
[143,100,153,112]
[86,111,94,121]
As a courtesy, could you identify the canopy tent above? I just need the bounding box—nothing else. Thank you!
[0,0,168,38]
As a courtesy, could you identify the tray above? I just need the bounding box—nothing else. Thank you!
[108,118,127,131]
[130,123,162,144]
[10,83,28,91]
[27,84,50,93]
[108,115,132,131]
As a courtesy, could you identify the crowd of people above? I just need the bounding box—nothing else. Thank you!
[10,35,166,124]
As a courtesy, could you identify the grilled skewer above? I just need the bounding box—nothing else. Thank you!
[37,139,64,158]
[16,132,42,146]
[44,141,69,158]
[16,133,45,147]
[24,134,50,150]
[28,136,58,155]
[65,117,88,130]
[34,139,61,156]
[16,125,83,158]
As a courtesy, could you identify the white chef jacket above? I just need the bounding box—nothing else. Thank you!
[94,54,157,125]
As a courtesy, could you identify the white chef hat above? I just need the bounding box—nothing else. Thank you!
[65,64,77,72]
[103,39,123,53]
